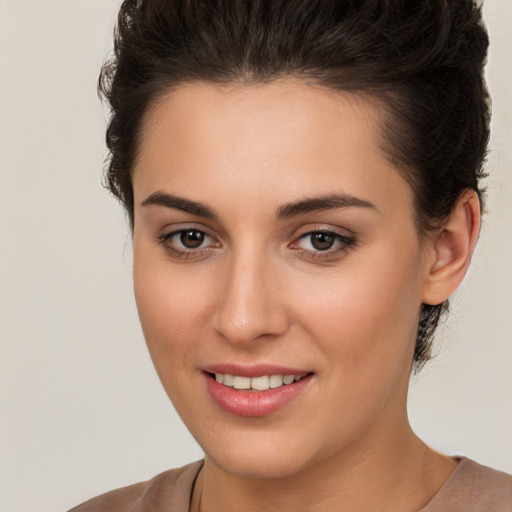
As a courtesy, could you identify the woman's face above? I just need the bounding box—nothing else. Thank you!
[132,80,432,477]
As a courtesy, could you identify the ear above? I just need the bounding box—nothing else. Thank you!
[422,189,481,306]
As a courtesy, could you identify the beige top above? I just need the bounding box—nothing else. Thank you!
[68,458,512,511]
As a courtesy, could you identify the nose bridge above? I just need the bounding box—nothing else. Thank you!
[214,245,287,344]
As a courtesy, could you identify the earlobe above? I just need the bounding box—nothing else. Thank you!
[422,190,481,306]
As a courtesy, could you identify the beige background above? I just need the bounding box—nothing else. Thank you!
[0,1,510,511]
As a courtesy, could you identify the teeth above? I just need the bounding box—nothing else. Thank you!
[223,374,235,387]
[213,373,307,390]
[251,375,270,391]
[233,376,251,389]
[269,375,284,388]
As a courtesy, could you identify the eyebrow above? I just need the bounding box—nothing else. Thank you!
[141,191,377,219]
[142,192,217,218]
[276,193,377,219]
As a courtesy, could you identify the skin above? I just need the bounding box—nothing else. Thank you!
[131,79,480,511]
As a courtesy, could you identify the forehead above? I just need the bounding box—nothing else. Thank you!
[138,79,385,165]
[133,79,411,217]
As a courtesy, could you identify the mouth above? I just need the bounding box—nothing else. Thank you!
[203,367,314,417]
[207,372,311,391]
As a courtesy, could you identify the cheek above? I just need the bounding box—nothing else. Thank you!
[132,244,214,374]
[291,250,423,376]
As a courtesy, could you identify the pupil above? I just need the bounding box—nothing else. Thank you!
[311,233,334,251]
[180,230,204,248]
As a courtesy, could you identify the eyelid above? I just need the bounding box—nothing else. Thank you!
[292,222,355,237]
[155,224,221,259]
[288,225,357,259]
[292,230,355,248]
[166,229,214,247]
[156,222,218,241]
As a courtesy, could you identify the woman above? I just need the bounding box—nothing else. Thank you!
[70,0,512,510]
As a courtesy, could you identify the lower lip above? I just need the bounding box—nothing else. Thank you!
[204,373,313,417]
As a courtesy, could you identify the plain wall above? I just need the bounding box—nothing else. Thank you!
[0,1,510,511]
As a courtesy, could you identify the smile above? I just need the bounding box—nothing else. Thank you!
[204,369,314,417]
[212,373,307,390]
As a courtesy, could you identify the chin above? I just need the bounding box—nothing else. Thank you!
[193,424,330,480]
[208,448,314,479]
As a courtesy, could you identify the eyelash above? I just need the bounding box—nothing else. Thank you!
[156,229,218,259]
[156,228,356,260]
[291,230,356,260]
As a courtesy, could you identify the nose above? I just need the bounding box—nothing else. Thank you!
[213,251,289,346]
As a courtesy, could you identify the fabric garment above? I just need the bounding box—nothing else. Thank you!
[68,458,512,511]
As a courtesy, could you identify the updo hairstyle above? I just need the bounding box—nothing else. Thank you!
[99,0,490,370]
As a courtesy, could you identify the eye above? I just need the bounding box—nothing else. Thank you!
[178,229,207,248]
[156,228,219,258]
[301,232,338,251]
[290,230,356,259]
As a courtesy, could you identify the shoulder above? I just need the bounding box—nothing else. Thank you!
[423,458,512,512]
[67,460,204,512]
[466,460,512,510]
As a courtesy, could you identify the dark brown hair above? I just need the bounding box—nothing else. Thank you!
[99,0,490,370]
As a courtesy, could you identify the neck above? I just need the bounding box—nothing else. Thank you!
[191,424,457,512]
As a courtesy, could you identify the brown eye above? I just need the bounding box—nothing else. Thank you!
[180,230,205,248]
[157,228,219,259]
[310,232,335,251]
[293,230,356,257]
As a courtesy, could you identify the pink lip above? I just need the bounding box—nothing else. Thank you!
[203,367,313,417]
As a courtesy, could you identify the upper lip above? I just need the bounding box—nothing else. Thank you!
[202,363,312,378]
